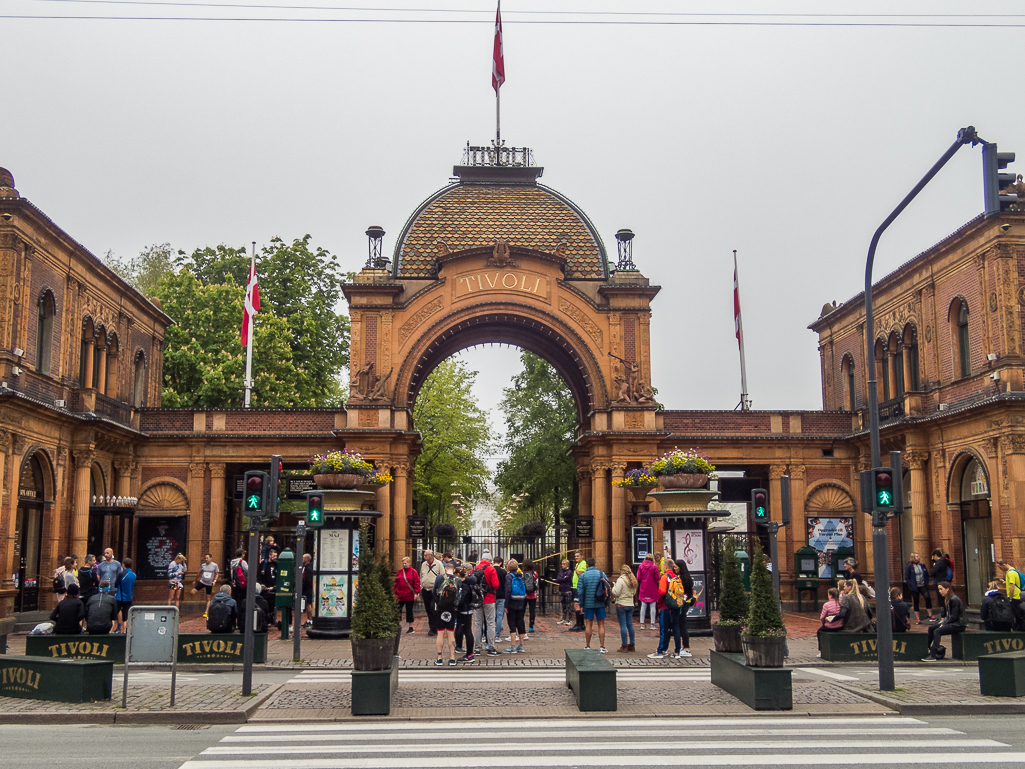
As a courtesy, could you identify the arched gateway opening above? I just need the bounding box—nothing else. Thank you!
[342,148,662,571]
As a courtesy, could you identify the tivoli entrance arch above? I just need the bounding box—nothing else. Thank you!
[341,150,665,570]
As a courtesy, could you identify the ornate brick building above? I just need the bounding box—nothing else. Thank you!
[1,155,1022,619]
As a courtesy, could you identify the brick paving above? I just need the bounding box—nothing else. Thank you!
[844,677,1023,705]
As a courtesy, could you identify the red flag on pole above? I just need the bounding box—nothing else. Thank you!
[492,2,505,92]
[733,266,742,349]
[242,252,260,347]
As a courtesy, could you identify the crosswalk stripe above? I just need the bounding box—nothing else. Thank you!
[180,754,1025,768]
[204,739,1006,756]
[287,671,712,682]
[795,667,860,681]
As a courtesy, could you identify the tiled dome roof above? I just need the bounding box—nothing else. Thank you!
[393,182,608,279]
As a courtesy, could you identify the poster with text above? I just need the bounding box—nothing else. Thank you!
[320,529,349,572]
[674,529,705,572]
[318,575,349,617]
[136,517,188,580]
[806,517,854,578]
[687,575,706,618]
[352,528,360,572]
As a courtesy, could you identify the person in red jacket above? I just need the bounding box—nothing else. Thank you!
[472,550,501,655]
[393,556,421,634]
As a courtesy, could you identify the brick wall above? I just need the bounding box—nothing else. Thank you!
[27,263,63,378]
[142,466,189,484]
[661,410,851,436]
[140,409,339,434]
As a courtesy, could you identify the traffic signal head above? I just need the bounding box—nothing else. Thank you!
[751,488,768,520]
[984,142,1018,217]
[874,469,895,510]
[307,493,324,527]
[267,454,283,522]
[243,470,267,515]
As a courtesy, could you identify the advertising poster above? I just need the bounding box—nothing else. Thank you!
[663,530,672,560]
[674,529,705,572]
[320,529,349,572]
[352,529,360,572]
[318,575,349,617]
[807,517,854,578]
[687,576,706,618]
[136,517,188,580]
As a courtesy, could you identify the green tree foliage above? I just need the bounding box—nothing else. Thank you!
[103,243,176,295]
[715,546,748,625]
[494,351,577,533]
[156,271,300,407]
[177,236,350,405]
[745,542,786,637]
[412,358,495,530]
[351,524,399,641]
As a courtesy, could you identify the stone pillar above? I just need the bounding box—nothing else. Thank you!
[375,473,392,560]
[188,462,207,564]
[208,464,227,567]
[610,462,627,571]
[71,449,95,558]
[0,432,13,599]
[1004,437,1025,563]
[576,467,591,521]
[590,461,610,570]
[96,342,108,395]
[768,464,787,597]
[906,450,930,558]
[83,337,95,389]
[392,463,409,570]
[788,465,807,559]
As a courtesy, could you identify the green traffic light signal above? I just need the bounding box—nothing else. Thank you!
[246,493,261,510]
[751,488,768,520]
[307,494,324,527]
[875,471,894,509]
[244,471,266,515]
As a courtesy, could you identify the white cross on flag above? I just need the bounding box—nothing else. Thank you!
[492,2,505,93]
[241,252,260,347]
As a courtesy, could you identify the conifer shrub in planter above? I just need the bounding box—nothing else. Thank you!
[741,542,787,667]
[351,524,399,671]
[712,547,747,653]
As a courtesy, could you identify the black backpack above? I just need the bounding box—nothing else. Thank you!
[472,567,495,596]
[436,575,459,609]
[523,571,536,593]
[207,600,233,632]
[594,573,612,604]
[990,594,1014,628]
[52,573,64,593]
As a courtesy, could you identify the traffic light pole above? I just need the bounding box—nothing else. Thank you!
[241,526,258,696]
[863,126,977,691]
[293,520,305,663]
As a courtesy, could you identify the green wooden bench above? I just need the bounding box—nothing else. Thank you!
[0,617,14,654]
[0,657,113,702]
[978,650,1025,697]
[819,631,929,662]
[953,631,1025,661]
[26,633,126,663]
[565,649,617,711]
[710,650,792,710]
[351,656,399,716]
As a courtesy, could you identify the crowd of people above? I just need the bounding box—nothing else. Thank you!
[393,548,697,662]
[49,548,135,635]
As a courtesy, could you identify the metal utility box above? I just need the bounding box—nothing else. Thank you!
[275,548,295,608]
[736,550,750,592]
[795,546,821,589]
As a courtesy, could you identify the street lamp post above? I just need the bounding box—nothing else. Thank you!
[863,126,978,691]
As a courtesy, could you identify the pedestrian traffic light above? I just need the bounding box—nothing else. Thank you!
[306,493,324,528]
[267,454,282,521]
[873,468,895,511]
[751,488,769,520]
[243,470,268,516]
[983,142,1018,217]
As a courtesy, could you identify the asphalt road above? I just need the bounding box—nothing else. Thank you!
[2,715,1024,769]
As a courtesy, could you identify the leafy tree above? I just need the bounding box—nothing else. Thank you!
[103,243,176,295]
[494,351,577,533]
[155,271,300,407]
[412,358,495,530]
[745,542,786,637]
[715,546,747,625]
[177,236,350,405]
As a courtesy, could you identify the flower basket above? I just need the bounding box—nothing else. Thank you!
[314,473,364,490]
[712,623,743,653]
[741,634,786,667]
[659,473,708,489]
[625,485,656,502]
[434,522,458,538]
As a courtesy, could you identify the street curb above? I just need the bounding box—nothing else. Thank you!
[832,682,1025,714]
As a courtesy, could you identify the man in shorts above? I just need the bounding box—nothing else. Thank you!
[432,561,461,666]
[191,553,219,617]
[574,557,608,653]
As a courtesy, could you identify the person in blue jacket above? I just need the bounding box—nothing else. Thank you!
[574,558,608,654]
[115,558,136,633]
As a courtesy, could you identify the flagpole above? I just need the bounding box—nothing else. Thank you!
[734,249,751,411]
[244,241,255,409]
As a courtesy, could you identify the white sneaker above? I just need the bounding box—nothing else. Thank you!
[505,636,512,642]
[679,650,692,658]
[638,624,645,630]
[647,652,664,659]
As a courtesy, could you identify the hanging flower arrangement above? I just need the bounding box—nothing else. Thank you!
[309,448,374,478]
[613,468,658,488]
[649,447,716,478]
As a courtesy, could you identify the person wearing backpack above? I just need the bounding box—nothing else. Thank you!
[229,548,248,606]
[432,561,462,666]
[995,560,1025,631]
[981,580,1015,631]
[574,557,609,653]
[502,559,528,653]
[207,585,238,633]
[455,565,477,662]
[471,551,500,656]
[890,587,911,633]
[649,558,691,659]
[522,559,539,633]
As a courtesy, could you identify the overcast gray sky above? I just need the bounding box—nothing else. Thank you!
[6,1,1024,421]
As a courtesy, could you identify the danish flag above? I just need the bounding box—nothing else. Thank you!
[492,2,505,93]
[241,252,260,347]
[733,266,742,349]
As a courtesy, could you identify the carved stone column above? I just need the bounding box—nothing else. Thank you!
[392,462,410,570]
[905,450,930,558]
[96,340,108,395]
[768,464,787,595]
[188,462,207,563]
[788,465,807,559]
[590,461,610,570]
[0,431,13,595]
[208,464,227,567]
[71,450,95,558]
[83,335,95,389]
[610,462,627,570]
[999,437,1025,564]
[576,467,591,521]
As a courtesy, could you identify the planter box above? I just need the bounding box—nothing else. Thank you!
[978,651,1025,697]
[351,655,398,716]
[26,633,126,663]
[565,649,617,711]
[710,650,791,711]
[0,617,15,655]
[177,632,267,663]
[953,631,1025,661]
[0,658,113,702]
[819,632,929,662]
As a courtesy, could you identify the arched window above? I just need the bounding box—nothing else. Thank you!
[133,351,146,408]
[35,291,55,376]
[93,325,105,389]
[79,318,94,388]
[889,331,904,399]
[903,324,919,391]
[875,339,890,401]
[957,302,970,378]
[841,355,856,411]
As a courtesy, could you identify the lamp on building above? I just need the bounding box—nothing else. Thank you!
[365,226,388,270]
[615,229,636,271]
